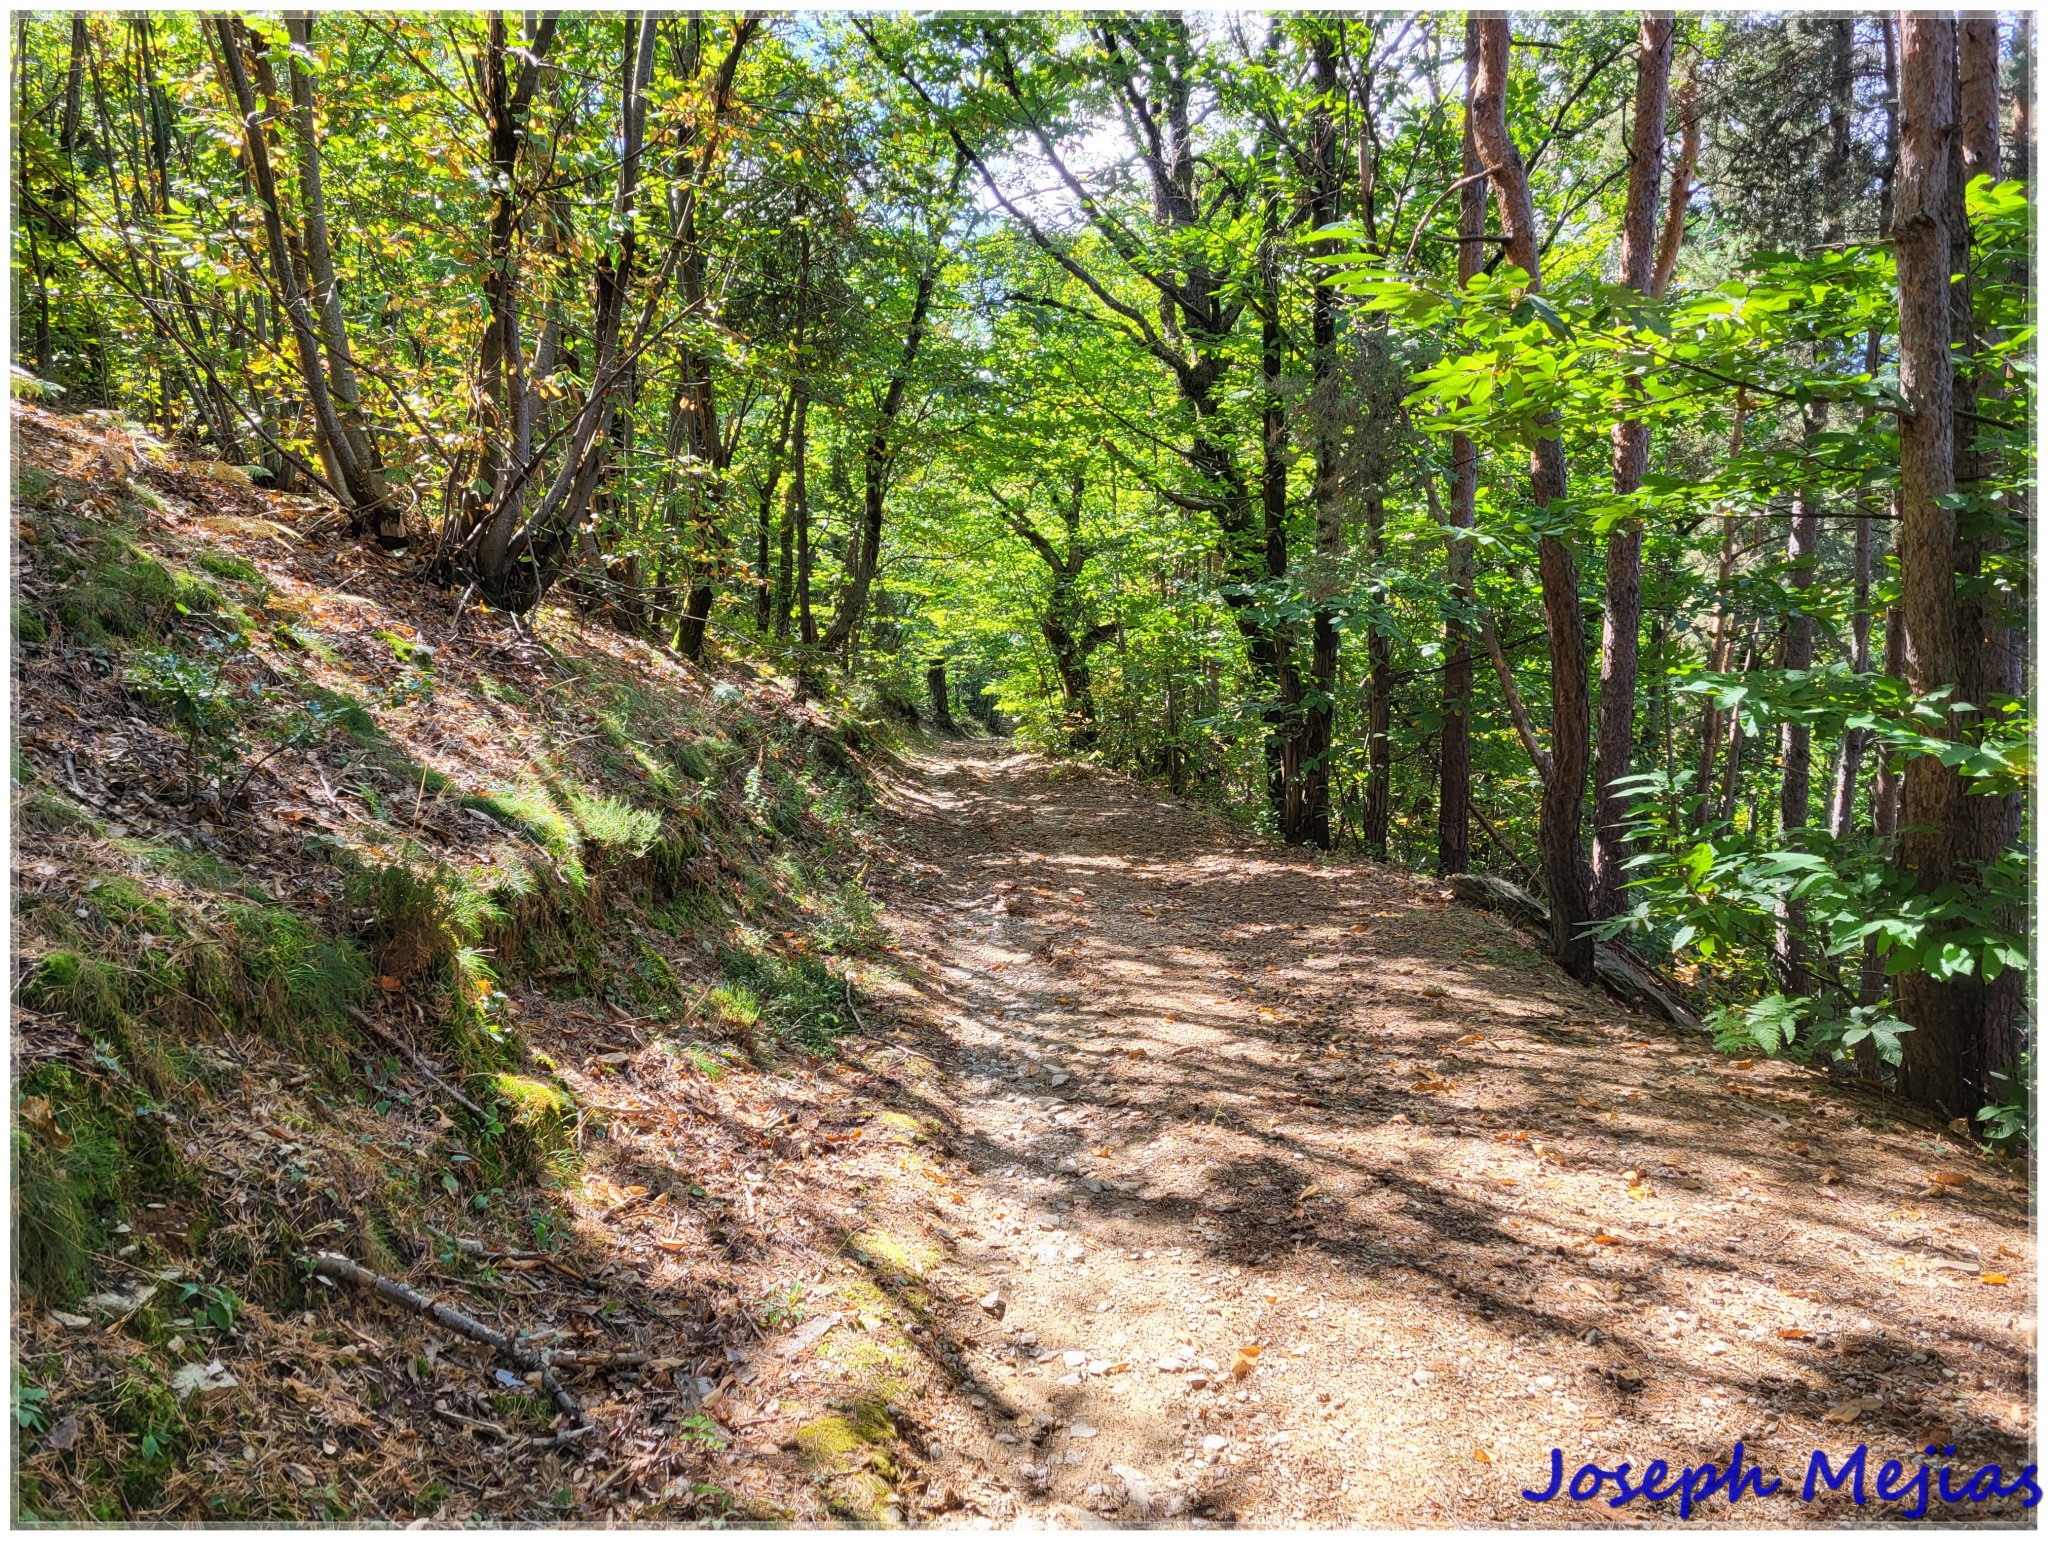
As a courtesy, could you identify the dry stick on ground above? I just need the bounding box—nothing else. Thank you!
[422,1223,591,1284]
[306,1252,592,1437]
[344,1005,490,1122]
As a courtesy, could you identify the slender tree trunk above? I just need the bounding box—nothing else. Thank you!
[454,12,555,581]
[1301,26,1345,854]
[1773,402,1824,992]
[755,387,796,634]
[1471,17,1593,981]
[1592,11,1673,919]
[60,16,87,158]
[794,379,815,645]
[1892,13,1974,1118]
[1438,21,1488,877]
[821,182,952,655]
[1827,487,1879,839]
[282,15,400,544]
[213,15,368,517]
[1650,64,1698,298]
[1360,494,1392,858]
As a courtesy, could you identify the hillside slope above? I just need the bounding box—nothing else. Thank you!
[10,401,943,1523]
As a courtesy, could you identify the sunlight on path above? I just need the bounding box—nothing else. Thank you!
[867,741,2036,1528]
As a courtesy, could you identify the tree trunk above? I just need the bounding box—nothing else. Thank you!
[1471,17,1593,981]
[462,12,557,583]
[213,15,369,517]
[927,659,955,731]
[1650,66,1698,298]
[794,379,815,644]
[59,16,87,157]
[1301,25,1345,854]
[1360,494,1392,859]
[820,220,947,655]
[1592,11,1673,920]
[1955,14,2024,1089]
[282,15,400,545]
[1437,19,1487,876]
[755,387,796,634]
[1773,402,1824,993]
[1892,13,1974,1119]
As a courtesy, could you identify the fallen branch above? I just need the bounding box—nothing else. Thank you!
[345,1006,490,1123]
[306,1251,588,1431]
[422,1223,589,1283]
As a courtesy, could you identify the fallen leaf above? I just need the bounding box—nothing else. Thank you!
[1775,1328,1814,1341]
[1456,1033,1485,1046]
[44,1416,79,1451]
[1823,1396,1882,1423]
[1592,1233,1621,1246]
[377,975,403,994]
[1731,1059,1755,1070]
[170,1360,238,1401]
[1472,1446,1493,1464]
[1981,1273,2009,1286]
[1930,1170,1972,1187]
[1229,1343,1263,1380]
[1819,1165,1842,1185]
[777,1312,847,1358]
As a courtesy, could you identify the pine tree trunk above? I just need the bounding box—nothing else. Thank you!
[1592,12,1673,920]
[1471,17,1593,981]
[1892,13,1975,1119]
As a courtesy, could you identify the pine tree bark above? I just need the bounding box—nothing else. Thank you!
[1592,11,1673,920]
[1955,14,2024,1088]
[1471,17,1593,981]
[1892,12,1974,1118]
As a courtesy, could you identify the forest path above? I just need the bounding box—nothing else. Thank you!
[858,738,2034,1527]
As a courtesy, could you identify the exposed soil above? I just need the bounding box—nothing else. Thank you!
[845,740,2037,1527]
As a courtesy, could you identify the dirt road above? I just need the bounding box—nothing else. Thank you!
[854,741,2035,1526]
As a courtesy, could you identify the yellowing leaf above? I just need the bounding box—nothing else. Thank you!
[1473,1446,1493,1464]
[1981,1272,2009,1286]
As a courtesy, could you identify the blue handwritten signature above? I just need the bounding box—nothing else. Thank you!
[1523,1443,2042,1519]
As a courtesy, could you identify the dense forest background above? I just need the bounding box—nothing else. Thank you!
[10,11,2034,1134]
